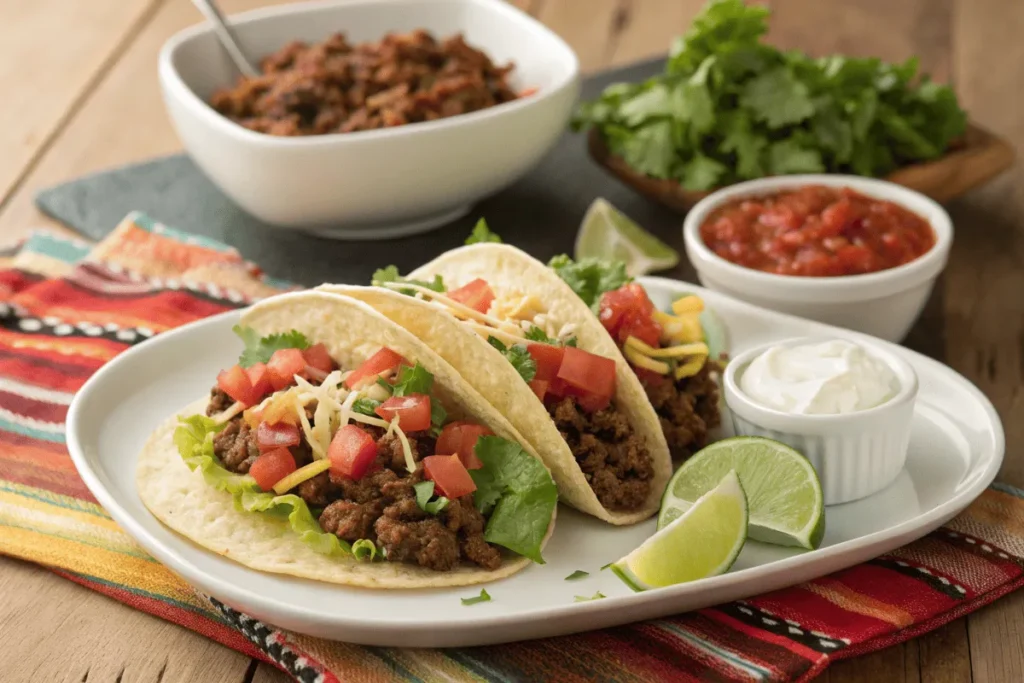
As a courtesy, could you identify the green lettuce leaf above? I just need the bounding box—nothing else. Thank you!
[465,218,503,245]
[372,265,446,295]
[470,436,558,564]
[413,480,450,515]
[173,415,352,557]
[547,254,631,313]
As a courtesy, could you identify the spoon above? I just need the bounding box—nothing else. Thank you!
[190,0,260,78]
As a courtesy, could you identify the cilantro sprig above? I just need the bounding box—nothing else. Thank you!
[233,325,309,367]
[465,218,503,245]
[487,337,536,383]
[351,397,381,417]
[524,325,577,347]
[572,0,966,188]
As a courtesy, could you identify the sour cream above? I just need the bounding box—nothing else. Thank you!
[739,339,900,415]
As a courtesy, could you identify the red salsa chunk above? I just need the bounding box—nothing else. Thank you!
[700,186,936,277]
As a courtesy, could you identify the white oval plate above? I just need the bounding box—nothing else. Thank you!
[66,277,1004,647]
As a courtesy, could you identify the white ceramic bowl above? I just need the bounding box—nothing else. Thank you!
[683,175,953,342]
[723,336,919,505]
[158,0,580,238]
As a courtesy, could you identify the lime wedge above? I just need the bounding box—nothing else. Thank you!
[611,471,747,591]
[659,437,825,550]
[575,198,679,276]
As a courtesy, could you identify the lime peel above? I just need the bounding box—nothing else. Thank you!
[575,198,679,277]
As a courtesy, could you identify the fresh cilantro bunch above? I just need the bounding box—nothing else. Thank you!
[572,0,967,189]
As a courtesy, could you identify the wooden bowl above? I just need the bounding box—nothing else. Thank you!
[587,124,1016,213]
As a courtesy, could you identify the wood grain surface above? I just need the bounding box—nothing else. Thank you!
[0,0,1021,681]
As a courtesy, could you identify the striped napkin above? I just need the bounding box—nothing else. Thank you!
[1,213,1022,683]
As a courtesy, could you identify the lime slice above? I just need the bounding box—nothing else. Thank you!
[611,471,747,591]
[659,437,825,550]
[575,198,679,276]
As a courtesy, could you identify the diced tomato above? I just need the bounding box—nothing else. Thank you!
[599,284,660,344]
[344,347,406,389]
[528,379,549,402]
[328,425,379,480]
[245,362,274,399]
[556,347,616,411]
[249,448,297,491]
[436,421,492,470]
[527,343,565,382]
[424,454,477,498]
[618,310,662,347]
[302,343,334,374]
[267,348,307,391]
[446,278,495,313]
[217,365,257,406]
[375,394,432,432]
[256,421,301,452]
[576,391,612,413]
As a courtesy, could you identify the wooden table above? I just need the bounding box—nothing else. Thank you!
[0,0,1021,680]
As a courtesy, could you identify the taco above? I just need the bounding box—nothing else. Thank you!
[137,291,558,588]
[319,267,674,526]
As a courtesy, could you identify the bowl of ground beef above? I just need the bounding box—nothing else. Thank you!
[158,0,580,237]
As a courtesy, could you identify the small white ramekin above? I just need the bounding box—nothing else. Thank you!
[723,336,919,506]
[683,175,953,342]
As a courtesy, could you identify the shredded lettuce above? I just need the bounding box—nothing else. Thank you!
[173,415,352,557]
[465,218,503,245]
[372,265,446,295]
[461,588,492,605]
[413,480,450,515]
[352,539,378,561]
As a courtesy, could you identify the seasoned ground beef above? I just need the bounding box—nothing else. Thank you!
[641,363,721,460]
[211,419,259,473]
[548,397,653,511]
[210,29,521,137]
[206,387,234,416]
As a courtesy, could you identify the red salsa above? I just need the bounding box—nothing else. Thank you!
[700,186,936,277]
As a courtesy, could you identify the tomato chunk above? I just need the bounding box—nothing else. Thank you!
[245,362,273,399]
[436,421,492,469]
[599,284,660,344]
[528,379,549,402]
[446,278,496,313]
[250,448,297,491]
[217,365,257,406]
[424,454,477,498]
[375,394,432,432]
[267,348,307,391]
[302,343,334,374]
[556,347,616,411]
[344,347,406,389]
[256,421,301,452]
[328,425,379,480]
[527,343,565,382]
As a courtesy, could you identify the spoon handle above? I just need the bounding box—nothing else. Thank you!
[190,0,260,78]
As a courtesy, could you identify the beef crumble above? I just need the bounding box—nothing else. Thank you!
[203,383,504,572]
[548,397,653,511]
[640,362,721,460]
[210,30,521,137]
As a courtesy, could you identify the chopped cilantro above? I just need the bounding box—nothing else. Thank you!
[470,436,558,563]
[574,591,606,602]
[233,325,309,367]
[372,265,446,295]
[351,397,381,417]
[487,336,536,383]
[524,325,577,348]
[547,255,631,313]
[352,539,377,561]
[565,570,590,581]
[465,218,502,245]
[413,480,450,515]
[461,588,492,606]
[389,363,434,397]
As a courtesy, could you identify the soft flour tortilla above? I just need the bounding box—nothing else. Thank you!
[137,291,555,588]
[320,246,672,526]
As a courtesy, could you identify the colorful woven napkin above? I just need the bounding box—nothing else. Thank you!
[1,213,1021,683]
